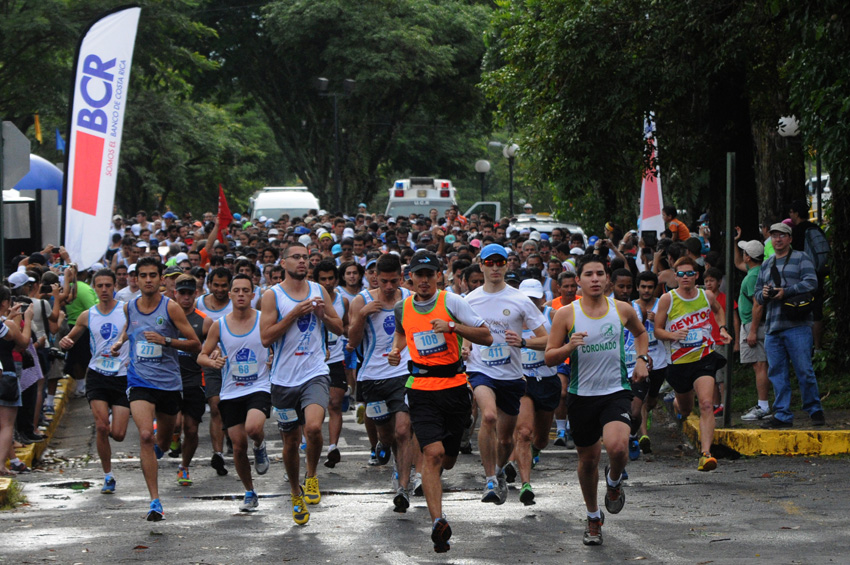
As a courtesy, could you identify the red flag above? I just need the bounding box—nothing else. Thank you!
[217,184,233,244]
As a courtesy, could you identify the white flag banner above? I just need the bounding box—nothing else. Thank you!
[63,6,141,269]
[639,113,665,237]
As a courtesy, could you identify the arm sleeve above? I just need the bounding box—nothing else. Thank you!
[444,293,486,327]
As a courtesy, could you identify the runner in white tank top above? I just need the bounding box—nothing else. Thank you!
[347,254,416,512]
[199,274,271,514]
[259,244,343,526]
[545,255,648,547]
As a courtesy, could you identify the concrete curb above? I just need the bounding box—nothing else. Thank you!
[682,414,850,456]
[1,376,77,506]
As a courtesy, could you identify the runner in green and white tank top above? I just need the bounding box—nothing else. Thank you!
[568,297,629,396]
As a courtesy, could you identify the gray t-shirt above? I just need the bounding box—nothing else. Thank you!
[393,290,486,332]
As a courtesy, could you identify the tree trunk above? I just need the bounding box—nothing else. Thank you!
[751,120,806,227]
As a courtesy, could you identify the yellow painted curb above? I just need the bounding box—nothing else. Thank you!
[7,376,77,469]
[682,414,850,456]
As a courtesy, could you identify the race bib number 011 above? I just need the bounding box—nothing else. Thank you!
[413,330,447,356]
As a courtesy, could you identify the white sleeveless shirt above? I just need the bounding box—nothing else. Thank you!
[218,311,271,400]
[269,282,328,387]
[568,297,629,396]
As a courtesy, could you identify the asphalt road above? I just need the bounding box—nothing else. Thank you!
[2,397,849,564]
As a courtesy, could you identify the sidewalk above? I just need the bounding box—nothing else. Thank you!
[682,408,850,456]
[0,376,76,506]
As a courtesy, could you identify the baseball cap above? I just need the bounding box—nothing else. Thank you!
[519,278,544,299]
[540,233,549,241]
[293,226,310,235]
[175,278,197,293]
[529,231,541,241]
[298,234,312,246]
[570,247,584,256]
[480,244,508,260]
[358,202,367,208]
[588,235,599,246]
[193,221,203,228]
[8,271,35,289]
[332,244,342,256]
[268,228,279,236]
[769,222,792,236]
[164,266,182,277]
[504,271,521,286]
[409,252,440,272]
[162,211,177,219]
[365,258,378,271]
[319,232,333,240]
[89,262,105,272]
[233,213,242,221]
[113,214,123,221]
[174,252,189,263]
[128,263,137,274]
[738,240,765,259]
[444,234,456,244]
[469,239,482,249]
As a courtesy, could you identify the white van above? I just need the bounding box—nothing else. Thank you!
[385,177,500,220]
[248,187,321,221]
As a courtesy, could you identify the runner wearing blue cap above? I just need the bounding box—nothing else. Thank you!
[464,244,548,505]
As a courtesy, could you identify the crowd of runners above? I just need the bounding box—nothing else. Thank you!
[1,200,825,552]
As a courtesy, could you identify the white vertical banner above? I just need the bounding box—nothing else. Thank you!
[63,6,141,269]
[639,113,665,236]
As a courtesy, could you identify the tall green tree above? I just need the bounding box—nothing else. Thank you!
[198,0,491,212]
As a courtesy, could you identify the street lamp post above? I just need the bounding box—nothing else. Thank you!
[474,159,490,201]
[502,143,519,216]
[317,77,356,213]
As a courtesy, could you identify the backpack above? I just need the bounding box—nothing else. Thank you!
[804,225,830,277]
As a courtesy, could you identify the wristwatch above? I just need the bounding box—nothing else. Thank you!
[637,355,650,364]
[520,338,527,348]
[447,321,456,333]
[164,337,172,347]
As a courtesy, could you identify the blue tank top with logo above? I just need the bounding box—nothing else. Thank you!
[127,296,182,391]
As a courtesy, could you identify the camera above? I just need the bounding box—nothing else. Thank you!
[767,287,779,299]
[12,296,32,312]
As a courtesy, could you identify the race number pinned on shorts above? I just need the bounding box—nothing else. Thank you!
[521,348,544,371]
[273,407,298,424]
[95,355,120,375]
[366,400,389,419]
[135,341,162,363]
[480,343,511,367]
[412,330,447,356]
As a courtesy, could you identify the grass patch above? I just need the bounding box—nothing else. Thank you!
[1,480,27,510]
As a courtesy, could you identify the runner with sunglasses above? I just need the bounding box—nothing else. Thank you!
[464,244,548,505]
[654,257,732,472]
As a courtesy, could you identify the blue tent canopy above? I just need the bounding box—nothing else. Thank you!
[14,154,64,201]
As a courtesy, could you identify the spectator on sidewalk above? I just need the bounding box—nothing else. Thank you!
[788,199,830,352]
[0,284,35,474]
[754,223,823,429]
[734,237,770,421]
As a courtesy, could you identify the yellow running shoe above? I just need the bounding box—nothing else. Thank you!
[177,466,192,486]
[304,475,321,504]
[698,452,717,472]
[356,403,366,425]
[291,489,310,525]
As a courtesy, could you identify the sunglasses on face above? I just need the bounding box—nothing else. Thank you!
[676,270,697,278]
[482,258,507,267]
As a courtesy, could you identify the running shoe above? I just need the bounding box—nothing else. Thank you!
[393,487,410,513]
[324,447,341,468]
[168,435,182,458]
[146,499,164,522]
[368,447,379,466]
[565,430,576,450]
[303,476,321,504]
[239,490,259,512]
[459,439,473,455]
[639,435,652,454]
[628,437,640,461]
[42,404,55,416]
[177,466,192,486]
[532,451,540,469]
[411,472,423,497]
[153,444,165,460]
[431,517,452,553]
[356,403,366,425]
[761,416,792,429]
[603,465,625,514]
[253,441,270,475]
[741,405,770,421]
[299,441,306,453]
[621,468,629,481]
[698,452,717,472]
[519,482,535,506]
[503,460,518,484]
[375,441,391,466]
[583,512,604,546]
[101,476,116,494]
[291,489,310,525]
[554,428,567,447]
[391,464,400,492]
[210,452,228,476]
[9,461,30,473]
[481,480,499,503]
[713,404,725,417]
[496,471,508,505]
